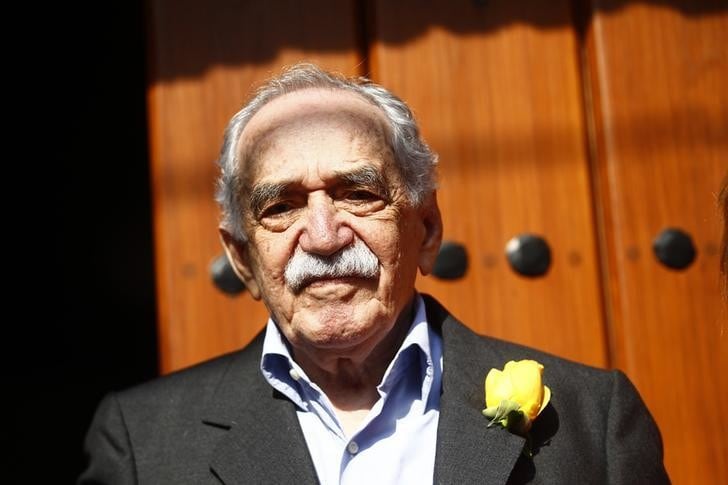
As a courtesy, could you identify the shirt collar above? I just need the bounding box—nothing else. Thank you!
[260,293,442,411]
[376,294,433,397]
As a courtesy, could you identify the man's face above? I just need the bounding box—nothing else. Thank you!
[222,89,441,363]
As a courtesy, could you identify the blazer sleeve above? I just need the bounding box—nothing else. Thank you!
[77,393,137,485]
[606,371,670,484]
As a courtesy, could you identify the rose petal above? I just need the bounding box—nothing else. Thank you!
[537,385,551,416]
[485,368,513,408]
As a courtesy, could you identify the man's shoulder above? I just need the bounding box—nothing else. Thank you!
[461,324,624,398]
[429,295,654,447]
[113,331,265,412]
[428,301,667,483]
[424,293,624,395]
[455,318,612,374]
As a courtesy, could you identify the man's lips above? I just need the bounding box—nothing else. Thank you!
[303,275,369,288]
[291,273,379,294]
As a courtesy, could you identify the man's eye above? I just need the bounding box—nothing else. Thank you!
[346,190,378,201]
[261,202,293,217]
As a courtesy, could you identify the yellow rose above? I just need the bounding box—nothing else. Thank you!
[483,360,551,433]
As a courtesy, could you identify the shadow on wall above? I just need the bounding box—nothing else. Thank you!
[147,0,727,80]
[13,0,158,483]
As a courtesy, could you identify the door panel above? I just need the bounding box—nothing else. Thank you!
[585,2,727,481]
[370,0,607,367]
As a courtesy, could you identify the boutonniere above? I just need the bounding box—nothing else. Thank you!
[482,360,551,454]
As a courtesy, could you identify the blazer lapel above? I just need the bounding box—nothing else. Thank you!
[426,296,526,485]
[202,337,319,485]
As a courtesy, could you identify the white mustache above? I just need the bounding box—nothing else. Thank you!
[284,238,380,293]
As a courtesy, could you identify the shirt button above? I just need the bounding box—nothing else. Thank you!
[347,441,359,454]
[289,368,301,381]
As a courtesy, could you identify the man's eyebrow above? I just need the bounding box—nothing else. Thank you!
[336,166,390,199]
[248,182,288,217]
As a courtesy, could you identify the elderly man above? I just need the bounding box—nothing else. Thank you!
[80,64,668,484]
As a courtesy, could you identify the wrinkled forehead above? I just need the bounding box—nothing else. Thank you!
[237,89,392,180]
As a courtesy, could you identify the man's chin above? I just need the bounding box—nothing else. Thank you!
[294,318,378,352]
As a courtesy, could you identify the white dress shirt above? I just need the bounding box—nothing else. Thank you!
[260,294,444,485]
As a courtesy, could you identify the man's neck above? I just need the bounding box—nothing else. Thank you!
[291,298,417,423]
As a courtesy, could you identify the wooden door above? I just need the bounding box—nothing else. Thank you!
[584,2,727,482]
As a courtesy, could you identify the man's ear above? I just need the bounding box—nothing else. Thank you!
[219,228,262,300]
[418,192,443,276]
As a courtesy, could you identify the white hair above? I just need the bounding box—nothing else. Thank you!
[215,63,438,242]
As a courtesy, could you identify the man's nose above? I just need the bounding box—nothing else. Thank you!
[298,194,354,256]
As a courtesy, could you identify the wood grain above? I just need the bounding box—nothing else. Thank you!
[585,2,728,481]
[369,0,608,367]
[147,0,363,373]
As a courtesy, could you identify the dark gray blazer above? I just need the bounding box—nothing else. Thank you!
[79,295,669,484]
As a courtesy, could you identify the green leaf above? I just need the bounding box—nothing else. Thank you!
[483,400,521,428]
[482,406,498,418]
